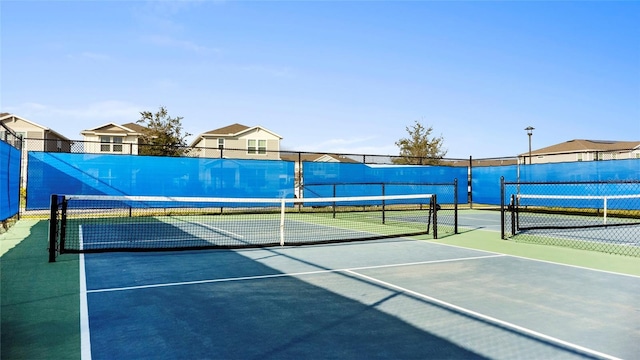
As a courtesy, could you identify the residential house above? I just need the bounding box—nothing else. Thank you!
[1,113,73,188]
[190,123,282,160]
[81,122,147,155]
[520,139,640,164]
[0,113,72,152]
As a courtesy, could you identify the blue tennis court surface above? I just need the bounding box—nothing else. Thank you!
[81,238,639,359]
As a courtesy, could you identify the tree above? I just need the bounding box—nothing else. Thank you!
[137,106,191,156]
[394,120,447,165]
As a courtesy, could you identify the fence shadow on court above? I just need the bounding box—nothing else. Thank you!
[83,245,488,359]
[232,242,603,360]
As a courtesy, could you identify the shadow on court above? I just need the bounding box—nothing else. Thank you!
[83,238,617,360]
[85,249,488,359]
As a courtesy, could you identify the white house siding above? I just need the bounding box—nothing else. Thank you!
[523,150,639,164]
[193,128,281,160]
[82,134,140,155]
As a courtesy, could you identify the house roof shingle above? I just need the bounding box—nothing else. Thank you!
[280,153,360,163]
[82,122,147,135]
[1,113,71,140]
[121,122,148,133]
[204,123,250,135]
[191,123,283,147]
[527,139,640,156]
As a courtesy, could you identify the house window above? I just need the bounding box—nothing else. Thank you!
[113,137,123,152]
[247,139,266,154]
[100,136,110,151]
[218,138,224,150]
[100,136,123,153]
[577,153,583,162]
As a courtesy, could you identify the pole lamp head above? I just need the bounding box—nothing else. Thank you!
[525,126,535,136]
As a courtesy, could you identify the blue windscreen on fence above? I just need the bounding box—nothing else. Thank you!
[26,152,295,210]
[471,165,518,205]
[519,159,640,183]
[472,159,640,206]
[302,162,468,204]
[0,141,21,221]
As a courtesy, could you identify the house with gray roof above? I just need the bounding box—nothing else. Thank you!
[1,113,74,188]
[520,139,640,164]
[190,123,282,160]
[1,113,72,152]
[81,122,147,154]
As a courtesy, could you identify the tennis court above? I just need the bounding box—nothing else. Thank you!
[3,209,640,359]
[78,237,639,359]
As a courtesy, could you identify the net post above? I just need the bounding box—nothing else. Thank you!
[454,178,458,234]
[332,184,336,219]
[280,199,285,246]
[297,152,302,211]
[432,194,438,239]
[515,193,520,233]
[381,183,386,225]
[500,177,505,239]
[426,198,433,234]
[60,198,68,252]
[510,194,516,236]
[468,156,473,209]
[48,194,58,263]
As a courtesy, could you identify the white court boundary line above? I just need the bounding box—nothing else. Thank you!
[79,254,92,360]
[79,228,92,360]
[86,254,504,293]
[344,269,621,360]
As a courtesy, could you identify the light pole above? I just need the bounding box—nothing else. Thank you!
[525,126,534,164]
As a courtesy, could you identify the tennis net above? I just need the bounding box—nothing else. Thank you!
[510,193,640,231]
[501,190,640,256]
[49,193,442,261]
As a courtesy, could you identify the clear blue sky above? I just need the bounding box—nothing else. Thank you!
[2,1,639,159]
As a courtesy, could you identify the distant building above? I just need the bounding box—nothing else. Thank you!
[520,139,640,164]
[0,113,72,152]
[81,122,147,155]
[1,113,73,188]
[190,123,282,160]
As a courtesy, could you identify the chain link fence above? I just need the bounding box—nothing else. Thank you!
[501,179,640,257]
[1,123,22,231]
[9,137,640,256]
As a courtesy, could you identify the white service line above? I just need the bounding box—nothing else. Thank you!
[87,254,505,293]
